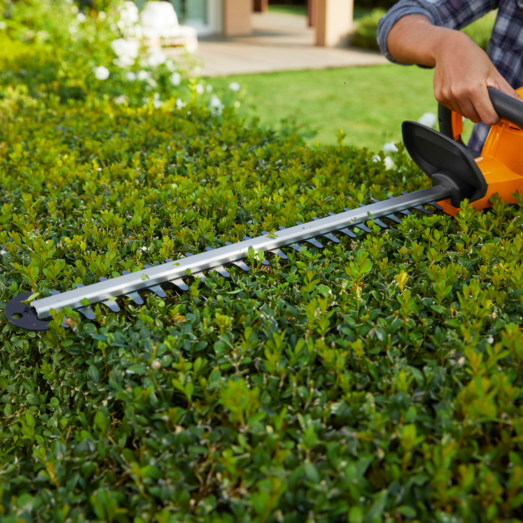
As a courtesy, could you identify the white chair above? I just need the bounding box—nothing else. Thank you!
[140,1,198,53]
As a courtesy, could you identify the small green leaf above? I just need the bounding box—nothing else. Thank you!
[304,461,320,484]
[141,274,149,281]
[81,297,89,306]
[349,507,363,523]
[22,292,40,304]
[397,505,417,518]
[94,409,110,433]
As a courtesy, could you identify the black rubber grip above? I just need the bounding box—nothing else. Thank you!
[488,87,523,130]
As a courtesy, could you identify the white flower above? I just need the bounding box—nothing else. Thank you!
[153,93,161,108]
[170,72,181,86]
[151,359,161,370]
[229,82,241,92]
[137,70,150,81]
[117,1,142,39]
[165,59,177,72]
[418,112,437,128]
[210,95,222,108]
[94,66,110,80]
[0,21,6,30]
[206,84,213,92]
[383,142,398,153]
[147,49,166,67]
[176,99,186,109]
[209,95,223,115]
[384,156,395,170]
[111,38,139,68]
[195,83,204,95]
[192,65,202,76]
[76,12,86,22]
[98,11,107,21]
[371,155,380,163]
[114,95,127,105]
[69,23,78,35]
[71,5,79,14]
[126,71,136,81]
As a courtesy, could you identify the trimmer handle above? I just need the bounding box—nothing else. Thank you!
[438,87,523,144]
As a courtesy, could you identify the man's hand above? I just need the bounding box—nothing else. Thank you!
[387,15,521,125]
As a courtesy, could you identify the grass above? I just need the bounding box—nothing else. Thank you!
[267,4,307,16]
[267,4,372,20]
[212,65,440,152]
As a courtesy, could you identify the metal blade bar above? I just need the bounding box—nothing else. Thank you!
[370,198,402,223]
[357,205,388,228]
[328,213,357,237]
[401,192,431,214]
[31,186,449,319]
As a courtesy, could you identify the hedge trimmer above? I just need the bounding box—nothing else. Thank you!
[6,87,523,332]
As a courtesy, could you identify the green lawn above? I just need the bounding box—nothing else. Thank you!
[267,4,372,20]
[212,65,441,152]
[267,4,307,16]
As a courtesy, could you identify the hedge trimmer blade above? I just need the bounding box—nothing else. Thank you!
[5,186,448,331]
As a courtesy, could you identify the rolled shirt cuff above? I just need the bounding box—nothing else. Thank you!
[377,2,438,64]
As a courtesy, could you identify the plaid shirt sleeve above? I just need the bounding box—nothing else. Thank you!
[377,0,499,64]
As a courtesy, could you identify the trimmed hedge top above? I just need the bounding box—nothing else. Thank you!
[2,2,523,520]
[3,84,523,523]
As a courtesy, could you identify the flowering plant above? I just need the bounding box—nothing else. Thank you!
[0,0,198,107]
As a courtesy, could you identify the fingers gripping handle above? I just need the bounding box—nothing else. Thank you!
[487,87,523,130]
[439,88,523,143]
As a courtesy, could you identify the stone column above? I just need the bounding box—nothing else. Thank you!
[308,0,317,27]
[223,0,252,35]
[316,0,353,47]
[253,0,268,13]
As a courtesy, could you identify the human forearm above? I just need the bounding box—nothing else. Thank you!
[385,14,521,126]
[387,15,465,67]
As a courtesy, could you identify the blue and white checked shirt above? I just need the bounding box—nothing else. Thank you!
[378,0,523,152]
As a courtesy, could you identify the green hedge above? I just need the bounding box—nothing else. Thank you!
[4,84,523,523]
[352,9,496,52]
[3,3,523,523]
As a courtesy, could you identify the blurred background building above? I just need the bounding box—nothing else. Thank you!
[163,0,354,46]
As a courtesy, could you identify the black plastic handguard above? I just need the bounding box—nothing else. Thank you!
[402,121,487,208]
[438,87,523,145]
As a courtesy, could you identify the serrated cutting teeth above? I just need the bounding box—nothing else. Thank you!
[327,213,357,237]
[401,192,431,214]
[184,253,205,281]
[311,218,340,243]
[387,195,414,216]
[357,205,388,228]
[74,284,96,319]
[370,198,402,223]
[7,186,450,332]
[224,242,251,271]
[204,248,231,278]
[164,259,189,291]
[291,224,324,249]
[278,227,309,251]
[263,231,300,253]
[98,278,121,312]
[254,235,287,260]
[121,272,145,304]
[143,265,168,297]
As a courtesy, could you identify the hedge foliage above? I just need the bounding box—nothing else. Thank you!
[3,3,523,523]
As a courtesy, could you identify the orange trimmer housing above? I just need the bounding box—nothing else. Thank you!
[437,86,523,216]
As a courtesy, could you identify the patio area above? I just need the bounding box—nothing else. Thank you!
[195,11,388,77]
